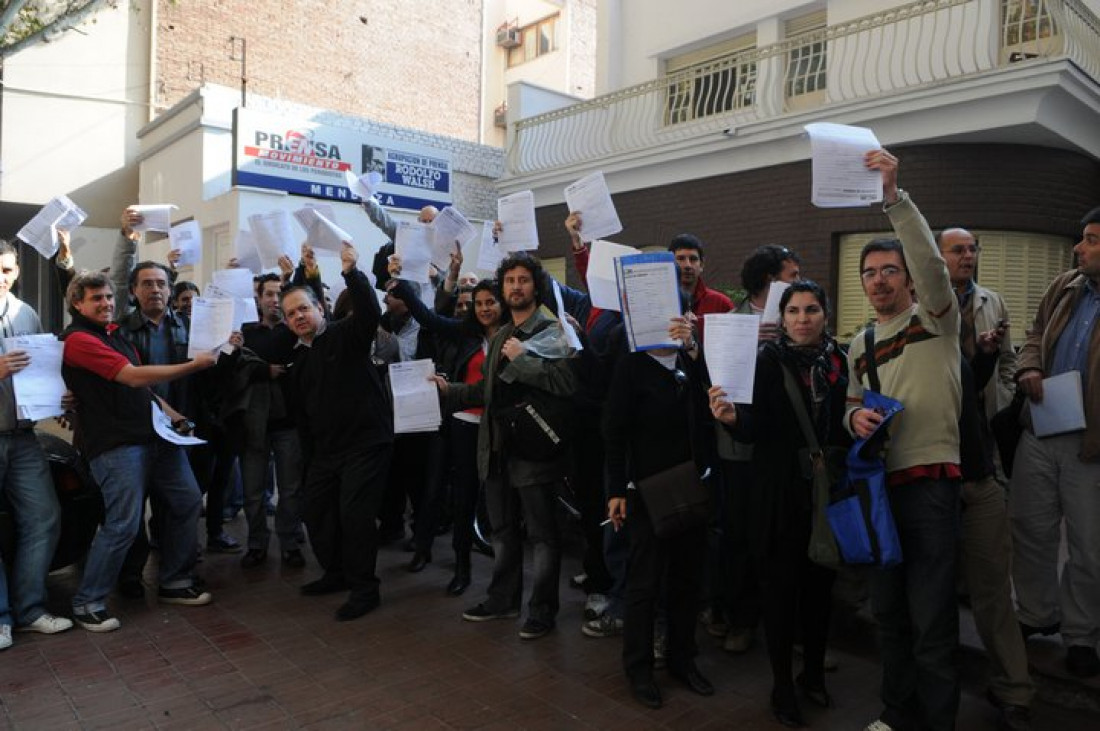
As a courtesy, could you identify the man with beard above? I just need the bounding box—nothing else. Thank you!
[1011,207,1100,679]
[280,242,393,621]
[435,252,578,640]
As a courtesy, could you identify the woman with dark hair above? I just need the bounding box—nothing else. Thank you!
[604,314,716,710]
[384,274,506,595]
[709,280,849,728]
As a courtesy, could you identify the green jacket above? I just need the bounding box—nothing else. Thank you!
[448,307,577,486]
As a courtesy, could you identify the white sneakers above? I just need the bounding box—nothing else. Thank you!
[0,624,11,650]
[864,721,896,731]
[19,613,74,634]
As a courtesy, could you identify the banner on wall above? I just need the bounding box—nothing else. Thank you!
[233,108,453,212]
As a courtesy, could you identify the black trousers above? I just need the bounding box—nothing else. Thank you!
[449,419,480,558]
[570,422,613,592]
[622,495,706,682]
[300,442,392,598]
[759,507,836,691]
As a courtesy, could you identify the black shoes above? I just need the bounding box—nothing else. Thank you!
[241,549,267,568]
[335,593,379,622]
[300,574,347,596]
[447,560,471,596]
[630,677,662,709]
[771,687,807,728]
[1066,645,1100,678]
[986,689,1032,731]
[281,549,305,568]
[795,672,832,708]
[407,551,431,573]
[669,663,714,696]
[462,603,519,622]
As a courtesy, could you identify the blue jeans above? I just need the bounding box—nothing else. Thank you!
[872,477,961,731]
[0,432,58,626]
[73,442,202,613]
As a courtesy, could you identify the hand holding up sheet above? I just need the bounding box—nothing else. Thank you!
[187,297,235,358]
[345,170,383,200]
[390,359,442,433]
[805,123,883,208]
[475,220,504,275]
[3,334,66,421]
[615,252,682,352]
[586,240,641,311]
[16,196,87,259]
[564,172,622,243]
[249,211,299,270]
[129,204,178,233]
[169,220,202,268]
[497,191,539,252]
[394,221,433,284]
[704,313,761,404]
[293,205,351,252]
[431,207,477,270]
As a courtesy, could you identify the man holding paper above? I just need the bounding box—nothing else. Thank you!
[844,151,962,731]
[0,239,75,649]
[668,234,732,341]
[435,253,578,641]
[280,242,393,622]
[61,271,217,633]
[1010,206,1100,679]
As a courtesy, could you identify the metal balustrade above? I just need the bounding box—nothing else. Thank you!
[506,0,1100,176]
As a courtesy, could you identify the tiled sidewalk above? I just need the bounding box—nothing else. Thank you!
[1,525,1096,729]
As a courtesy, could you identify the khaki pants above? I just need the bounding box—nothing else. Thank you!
[961,475,1034,707]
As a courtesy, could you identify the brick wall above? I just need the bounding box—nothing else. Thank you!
[535,144,1100,299]
[156,0,484,143]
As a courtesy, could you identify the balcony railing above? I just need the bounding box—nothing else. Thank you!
[507,0,1100,176]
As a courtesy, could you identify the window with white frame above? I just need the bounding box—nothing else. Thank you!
[784,11,827,102]
[665,34,757,126]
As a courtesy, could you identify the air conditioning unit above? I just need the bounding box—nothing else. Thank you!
[493,103,508,128]
[496,23,521,48]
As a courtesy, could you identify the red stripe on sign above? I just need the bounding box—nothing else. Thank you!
[243,146,351,171]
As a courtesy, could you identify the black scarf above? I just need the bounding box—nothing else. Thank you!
[775,335,838,408]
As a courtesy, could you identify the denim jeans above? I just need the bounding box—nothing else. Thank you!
[241,427,303,552]
[73,441,202,613]
[872,477,961,731]
[0,432,58,626]
[482,474,562,623]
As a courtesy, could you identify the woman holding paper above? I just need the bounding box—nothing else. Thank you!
[603,314,716,710]
[385,257,506,596]
[709,280,849,728]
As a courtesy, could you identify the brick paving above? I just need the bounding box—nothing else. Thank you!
[1,518,1097,730]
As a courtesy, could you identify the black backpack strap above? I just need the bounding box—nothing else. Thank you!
[863,325,880,393]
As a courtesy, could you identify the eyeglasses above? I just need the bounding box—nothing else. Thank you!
[860,265,904,282]
[945,244,981,255]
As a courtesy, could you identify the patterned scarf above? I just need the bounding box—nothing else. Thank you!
[775,335,838,407]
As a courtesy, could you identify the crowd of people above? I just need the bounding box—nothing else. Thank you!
[0,149,1098,731]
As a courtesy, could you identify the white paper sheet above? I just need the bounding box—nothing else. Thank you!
[248,211,299,270]
[496,191,539,252]
[475,220,504,275]
[431,206,477,270]
[130,204,178,233]
[704,313,761,404]
[1031,371,1087,437]
[345,170,383,200]
[16,196,87,259]
[586,239,642,312]
[760,281,792,325]
[211,268,256,300]
[615,253,682,352]
[552,281,583,352]
[234,229,263,274]
[187,297,235,358]
[151,401,206,446]
[168,220,202,268]
[564,171,622,243]
[394,221,433,285]
[3,334,66,421]
[206,282,259,332]
[293,207,350,252]
[805,123,883,208]
[389,359,442,433]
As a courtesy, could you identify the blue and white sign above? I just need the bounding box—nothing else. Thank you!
[233,108,453,212]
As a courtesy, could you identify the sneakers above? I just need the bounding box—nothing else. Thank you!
[207,533,242,553]
[582,614,624,638]
[462,603,520,622]
[157,586,213,606]
[74,609,121,633]
[864,721,895,731]
[584,593,610,620]
[281,549,305,568]
[18,613,73,634]
[0,624,11,650]
[519,617,554,640]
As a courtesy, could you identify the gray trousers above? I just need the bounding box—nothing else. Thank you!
[1010,430,1100,648]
